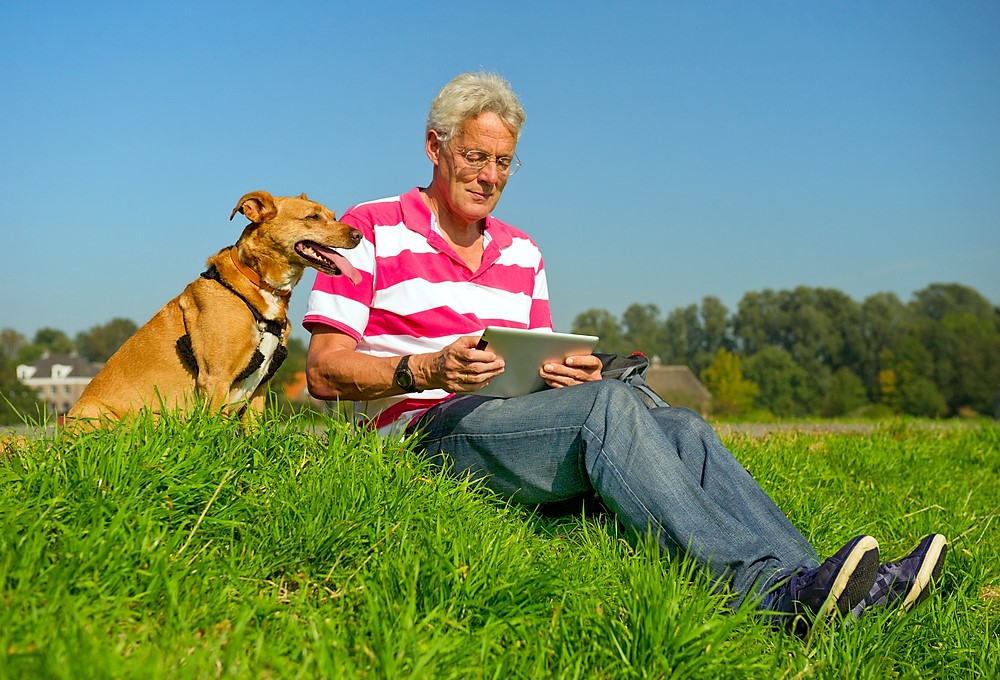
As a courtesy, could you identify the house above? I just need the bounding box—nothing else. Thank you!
[16,352,102,415]
[281,371,325,407]
[644,358,713,416]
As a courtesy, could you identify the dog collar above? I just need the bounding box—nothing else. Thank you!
[229,247,291,299]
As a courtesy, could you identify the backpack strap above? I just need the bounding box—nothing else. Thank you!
[596,351,670,409]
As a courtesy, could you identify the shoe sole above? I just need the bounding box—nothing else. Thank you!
[819,535,881,623]
[900,534,948,611]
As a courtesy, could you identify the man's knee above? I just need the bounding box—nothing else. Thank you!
[660,405,702,422]
[592,378,648,411]
[652,404,713,435]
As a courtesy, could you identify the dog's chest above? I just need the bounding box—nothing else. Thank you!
[230,323,285,402]
[260,294,284,320]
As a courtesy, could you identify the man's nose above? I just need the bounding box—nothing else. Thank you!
[478,160,502,183]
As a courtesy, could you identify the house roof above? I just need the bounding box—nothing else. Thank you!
[19,352,103,379]
[645,364,713,403]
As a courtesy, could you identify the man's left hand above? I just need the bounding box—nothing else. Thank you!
[540,354,603,389]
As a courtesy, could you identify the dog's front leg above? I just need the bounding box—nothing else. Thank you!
[189,352,245,414]
[180,294,256,415]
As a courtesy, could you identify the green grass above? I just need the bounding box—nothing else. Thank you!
[1,413,997,678]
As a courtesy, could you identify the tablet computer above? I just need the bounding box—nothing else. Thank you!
[475,327,599,398]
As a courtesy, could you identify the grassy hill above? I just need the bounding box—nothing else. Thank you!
[1,413,997,678]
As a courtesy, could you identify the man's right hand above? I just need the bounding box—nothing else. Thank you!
[421,336,505,393]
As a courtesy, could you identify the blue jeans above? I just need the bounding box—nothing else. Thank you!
[410,380,820,607]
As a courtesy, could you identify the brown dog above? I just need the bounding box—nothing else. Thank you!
[67,191,362,425]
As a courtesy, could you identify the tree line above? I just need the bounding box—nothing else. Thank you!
[572,283,999,419]
[3,282,997,424]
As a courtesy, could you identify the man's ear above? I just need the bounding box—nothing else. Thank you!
[426,129,442,167]
[230,190,277,223]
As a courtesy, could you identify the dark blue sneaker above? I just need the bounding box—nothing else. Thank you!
[763,535,880,637]
[851,534,947,618]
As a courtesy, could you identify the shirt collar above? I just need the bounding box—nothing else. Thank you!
[399,187,514,250]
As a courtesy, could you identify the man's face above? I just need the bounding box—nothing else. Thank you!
[427,111,517,227]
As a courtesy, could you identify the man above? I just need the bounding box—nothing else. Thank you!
[304,72,946,636]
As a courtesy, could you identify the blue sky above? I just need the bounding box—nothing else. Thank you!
[3,1,998,342]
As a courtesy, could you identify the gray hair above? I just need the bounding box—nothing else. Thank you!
[426,72,526,145]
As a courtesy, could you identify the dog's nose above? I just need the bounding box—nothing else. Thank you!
[349,229,363,245]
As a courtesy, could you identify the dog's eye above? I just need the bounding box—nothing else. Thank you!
[305,213,320,221]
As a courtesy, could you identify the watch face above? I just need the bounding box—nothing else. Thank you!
[395,357,415,390]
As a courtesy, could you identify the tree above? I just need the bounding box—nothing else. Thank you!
[622,303,665,358]
[743,346,814,417]
[878,337,938,415]
[1,359,44,425]
[822,367,870,417]
[909,283,996,324]
[75,318,138,362]
[31,328,75,356]
[731,288,789,356]
[897,377,947,418]
[858,292,915,399]
[927,313,1000,414]
[700,296,730,360]
[813,288,865,377]
[0,328,27,363]
[660,298,732,374]
[572,309,629,355]
[780,287,845,368]
[662,304,700,367]
[700,348,758,417]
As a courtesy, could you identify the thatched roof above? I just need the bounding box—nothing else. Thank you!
[644,361,712,415]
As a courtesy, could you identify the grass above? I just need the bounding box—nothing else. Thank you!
[1,412,997,679]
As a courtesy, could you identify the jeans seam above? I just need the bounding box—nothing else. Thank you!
[583,422,659,531]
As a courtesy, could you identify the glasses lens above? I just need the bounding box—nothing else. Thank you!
[463,150,489,168]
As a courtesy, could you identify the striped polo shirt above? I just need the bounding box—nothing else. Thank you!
[304,187,553,433]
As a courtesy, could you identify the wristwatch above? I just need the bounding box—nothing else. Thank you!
[393,355,421,392]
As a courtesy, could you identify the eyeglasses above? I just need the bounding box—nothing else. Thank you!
[453,147,521,176]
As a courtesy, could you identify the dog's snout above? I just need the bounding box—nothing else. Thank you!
[349,229,363,245]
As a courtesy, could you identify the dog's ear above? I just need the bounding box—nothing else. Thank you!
[230,191,277,223]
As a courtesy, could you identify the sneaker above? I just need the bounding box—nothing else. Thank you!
[851,534,947,618]
[764,535,880,637]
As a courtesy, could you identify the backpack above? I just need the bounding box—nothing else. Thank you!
[595,351,670,409]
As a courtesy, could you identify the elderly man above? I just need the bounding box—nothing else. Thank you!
[304,72,946,636]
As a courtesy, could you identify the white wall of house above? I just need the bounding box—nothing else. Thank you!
[16,358,97,415]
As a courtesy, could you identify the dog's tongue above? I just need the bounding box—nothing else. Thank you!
[326,250,362,285]
[301,241,362,285]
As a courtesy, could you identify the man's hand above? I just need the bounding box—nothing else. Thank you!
[540,354,603,389]
[419,336,505,393]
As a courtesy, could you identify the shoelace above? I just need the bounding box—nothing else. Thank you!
[859,564,907,607]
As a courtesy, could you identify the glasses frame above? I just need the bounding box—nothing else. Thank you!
[452,146,522,177]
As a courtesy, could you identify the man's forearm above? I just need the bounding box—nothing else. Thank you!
[306,351,409,401]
